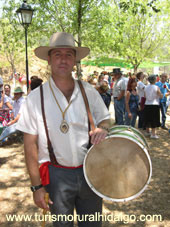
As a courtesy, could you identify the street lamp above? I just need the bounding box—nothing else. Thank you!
[16,0,34,92]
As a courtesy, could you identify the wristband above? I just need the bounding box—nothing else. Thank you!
[99,126,109,132]
[30,184,43,192]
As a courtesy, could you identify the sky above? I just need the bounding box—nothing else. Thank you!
[0,0,5,15]
[0,0,19,17]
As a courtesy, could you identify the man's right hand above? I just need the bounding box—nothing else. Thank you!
[1,91,5,99]
[33,187,53,211]
[128,112,132,119]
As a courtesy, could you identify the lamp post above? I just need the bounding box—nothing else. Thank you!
[16,0,34,92]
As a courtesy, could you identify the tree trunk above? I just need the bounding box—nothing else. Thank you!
[133,66,138,74]
[77,0,82,79]
[76,62,82,79]
[133,63,140,74]
[11,62,16,77]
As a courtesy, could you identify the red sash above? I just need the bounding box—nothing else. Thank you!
[39,161,83,186]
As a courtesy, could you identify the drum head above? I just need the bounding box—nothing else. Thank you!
[84,135,152,202]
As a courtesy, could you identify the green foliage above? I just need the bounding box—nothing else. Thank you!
[0,1,26,73]
[1,0,170,74]
[0,17,24,73]
[29,0,111,49]
[109,0,170,71]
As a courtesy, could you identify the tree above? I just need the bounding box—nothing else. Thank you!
[0,18,23,76]
[29,0,112,77]
[0,0,33,79]
[0,0,115,76]
[2,0,170,76]
[109,0,170,73]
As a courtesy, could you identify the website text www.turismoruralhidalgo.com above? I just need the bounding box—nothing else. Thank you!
[5,212,163,224]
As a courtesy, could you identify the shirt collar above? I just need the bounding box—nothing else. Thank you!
[16,96,23,102]
[49,77,79,102]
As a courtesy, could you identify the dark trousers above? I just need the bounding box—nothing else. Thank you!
[160,102,167,127]
[138,109,145,129]
[46,165,102,227]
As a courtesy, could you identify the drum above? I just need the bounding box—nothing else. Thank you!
[83,125,152,202]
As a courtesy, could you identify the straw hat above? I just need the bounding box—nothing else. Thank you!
[34,32,90,61]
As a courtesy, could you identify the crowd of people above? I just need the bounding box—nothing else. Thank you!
[1,31,168,227]
[0,76,43,141]
[1,67,169,142]
[85,69,170,139]
[0,78,23,127]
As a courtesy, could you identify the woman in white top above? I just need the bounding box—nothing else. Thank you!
[144,75,163,139]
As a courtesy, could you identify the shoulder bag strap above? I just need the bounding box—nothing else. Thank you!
[40,85,58,165]
[78,80,95,132]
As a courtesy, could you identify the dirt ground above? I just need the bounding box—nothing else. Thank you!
[0,116,170,227]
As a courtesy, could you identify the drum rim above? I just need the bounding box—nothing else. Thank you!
[109,125,149,149]
[83,134,152,202]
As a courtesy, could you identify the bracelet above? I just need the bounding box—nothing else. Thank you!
[30,184,43,192]
[99,126,109,132]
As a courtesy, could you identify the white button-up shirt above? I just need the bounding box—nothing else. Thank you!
[16,78,110,166]
[13,96,25,118]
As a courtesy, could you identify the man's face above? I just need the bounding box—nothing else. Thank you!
[161,75,167,83]
[48,48,76,77]
[4,86,10,95]
[140,74,144,80]
[113,73,121,80]
[14,93,22,100]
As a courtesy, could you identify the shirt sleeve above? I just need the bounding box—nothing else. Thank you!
[138,82,145,90]
[16,97,38,135]
[4,96,9,104]
[120,79,126,90]
[85,83,110,126]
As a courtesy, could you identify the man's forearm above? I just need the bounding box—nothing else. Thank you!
[0,99,4,108]
[98,119,111,131]
[24,133,41,186]
[24,133,52,210]
[9,114,20,125]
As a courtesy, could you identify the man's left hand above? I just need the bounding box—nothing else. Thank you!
[89,128,108,145]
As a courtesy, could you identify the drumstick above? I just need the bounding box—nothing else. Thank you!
[41,193,49,227]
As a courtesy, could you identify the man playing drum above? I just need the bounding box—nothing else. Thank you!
[16,32,110,227]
